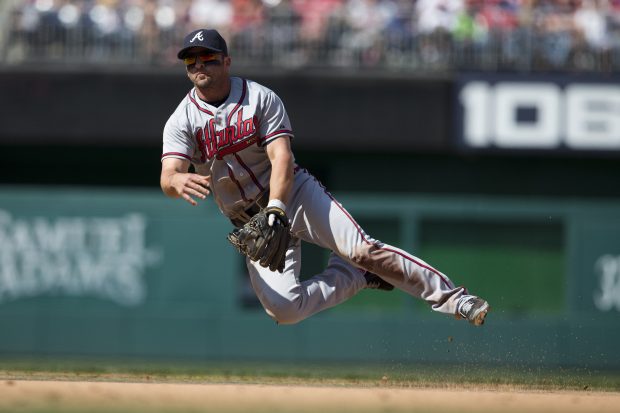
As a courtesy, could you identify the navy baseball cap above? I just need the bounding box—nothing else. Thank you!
[177,29,228,59]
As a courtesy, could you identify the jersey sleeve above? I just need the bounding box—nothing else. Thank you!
[258,91,294,146]
[161,109,195,163]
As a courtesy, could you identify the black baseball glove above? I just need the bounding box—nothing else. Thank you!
[227,206,290,273]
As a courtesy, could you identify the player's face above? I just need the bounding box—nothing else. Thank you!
[185,50,230,90]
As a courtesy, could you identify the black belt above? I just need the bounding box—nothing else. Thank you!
[230,190,270,227]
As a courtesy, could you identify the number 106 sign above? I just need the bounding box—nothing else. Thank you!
[456,78,620,151]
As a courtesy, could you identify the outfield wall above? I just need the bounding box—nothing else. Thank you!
[1,69,619,368]
[0,187,618,368]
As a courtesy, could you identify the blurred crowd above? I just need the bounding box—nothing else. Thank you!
[2,0,620,71]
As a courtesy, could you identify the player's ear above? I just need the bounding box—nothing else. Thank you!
[223,55,231,68]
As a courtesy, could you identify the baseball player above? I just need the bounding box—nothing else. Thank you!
[160,29,490,326]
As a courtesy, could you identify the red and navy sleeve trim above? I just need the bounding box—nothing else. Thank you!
[259,129,294,144]
[162,152,192,161]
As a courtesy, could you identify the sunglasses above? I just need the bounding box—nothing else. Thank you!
[184,53,221,66]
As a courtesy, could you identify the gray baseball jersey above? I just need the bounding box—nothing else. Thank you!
[162,77,294,218]
[162,77,471,325]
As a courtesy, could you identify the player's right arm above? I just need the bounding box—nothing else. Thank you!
[160,157,211,206]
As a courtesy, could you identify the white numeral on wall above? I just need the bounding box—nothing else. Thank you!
[460,81,620,150]
[594,254,620,312]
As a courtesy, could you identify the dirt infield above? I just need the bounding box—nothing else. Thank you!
[1,380,619,413]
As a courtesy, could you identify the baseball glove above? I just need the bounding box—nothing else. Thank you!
[227,206,290,273]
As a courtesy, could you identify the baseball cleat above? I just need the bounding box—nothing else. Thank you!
[457,296,490,326]
[363,272,394,291]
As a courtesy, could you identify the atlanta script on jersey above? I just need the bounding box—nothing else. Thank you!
[162,77,294,218]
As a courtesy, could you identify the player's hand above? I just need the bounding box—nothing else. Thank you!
[170,173,211,206]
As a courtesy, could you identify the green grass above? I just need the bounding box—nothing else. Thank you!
[0,357,619,392]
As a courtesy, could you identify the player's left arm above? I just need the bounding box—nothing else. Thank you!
[228,136,293,272]
[265,137,294,208]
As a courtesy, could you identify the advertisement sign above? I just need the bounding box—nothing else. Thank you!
[455,74,620,153]
[0,210,160,306]
[0,189,235,310]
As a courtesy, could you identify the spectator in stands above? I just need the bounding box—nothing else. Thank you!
[188,0,232,33]
[573,0,611,69]
[610,0,620,66]
[380,0,416,65]
[261,0,302,66]
[3,0,620,71]
[415,0,464,65]
[291,0,342,42]
[228,0,265,61]
[338,0,397,66]
[452,0,488,68]
[479,0,522,67]
[289,0,343,63]
[533,0,580,69]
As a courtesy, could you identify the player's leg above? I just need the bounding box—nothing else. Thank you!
[245,239,367,325]
[293,171,489,323]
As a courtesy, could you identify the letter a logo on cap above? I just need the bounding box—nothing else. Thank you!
[190,31,204,43]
